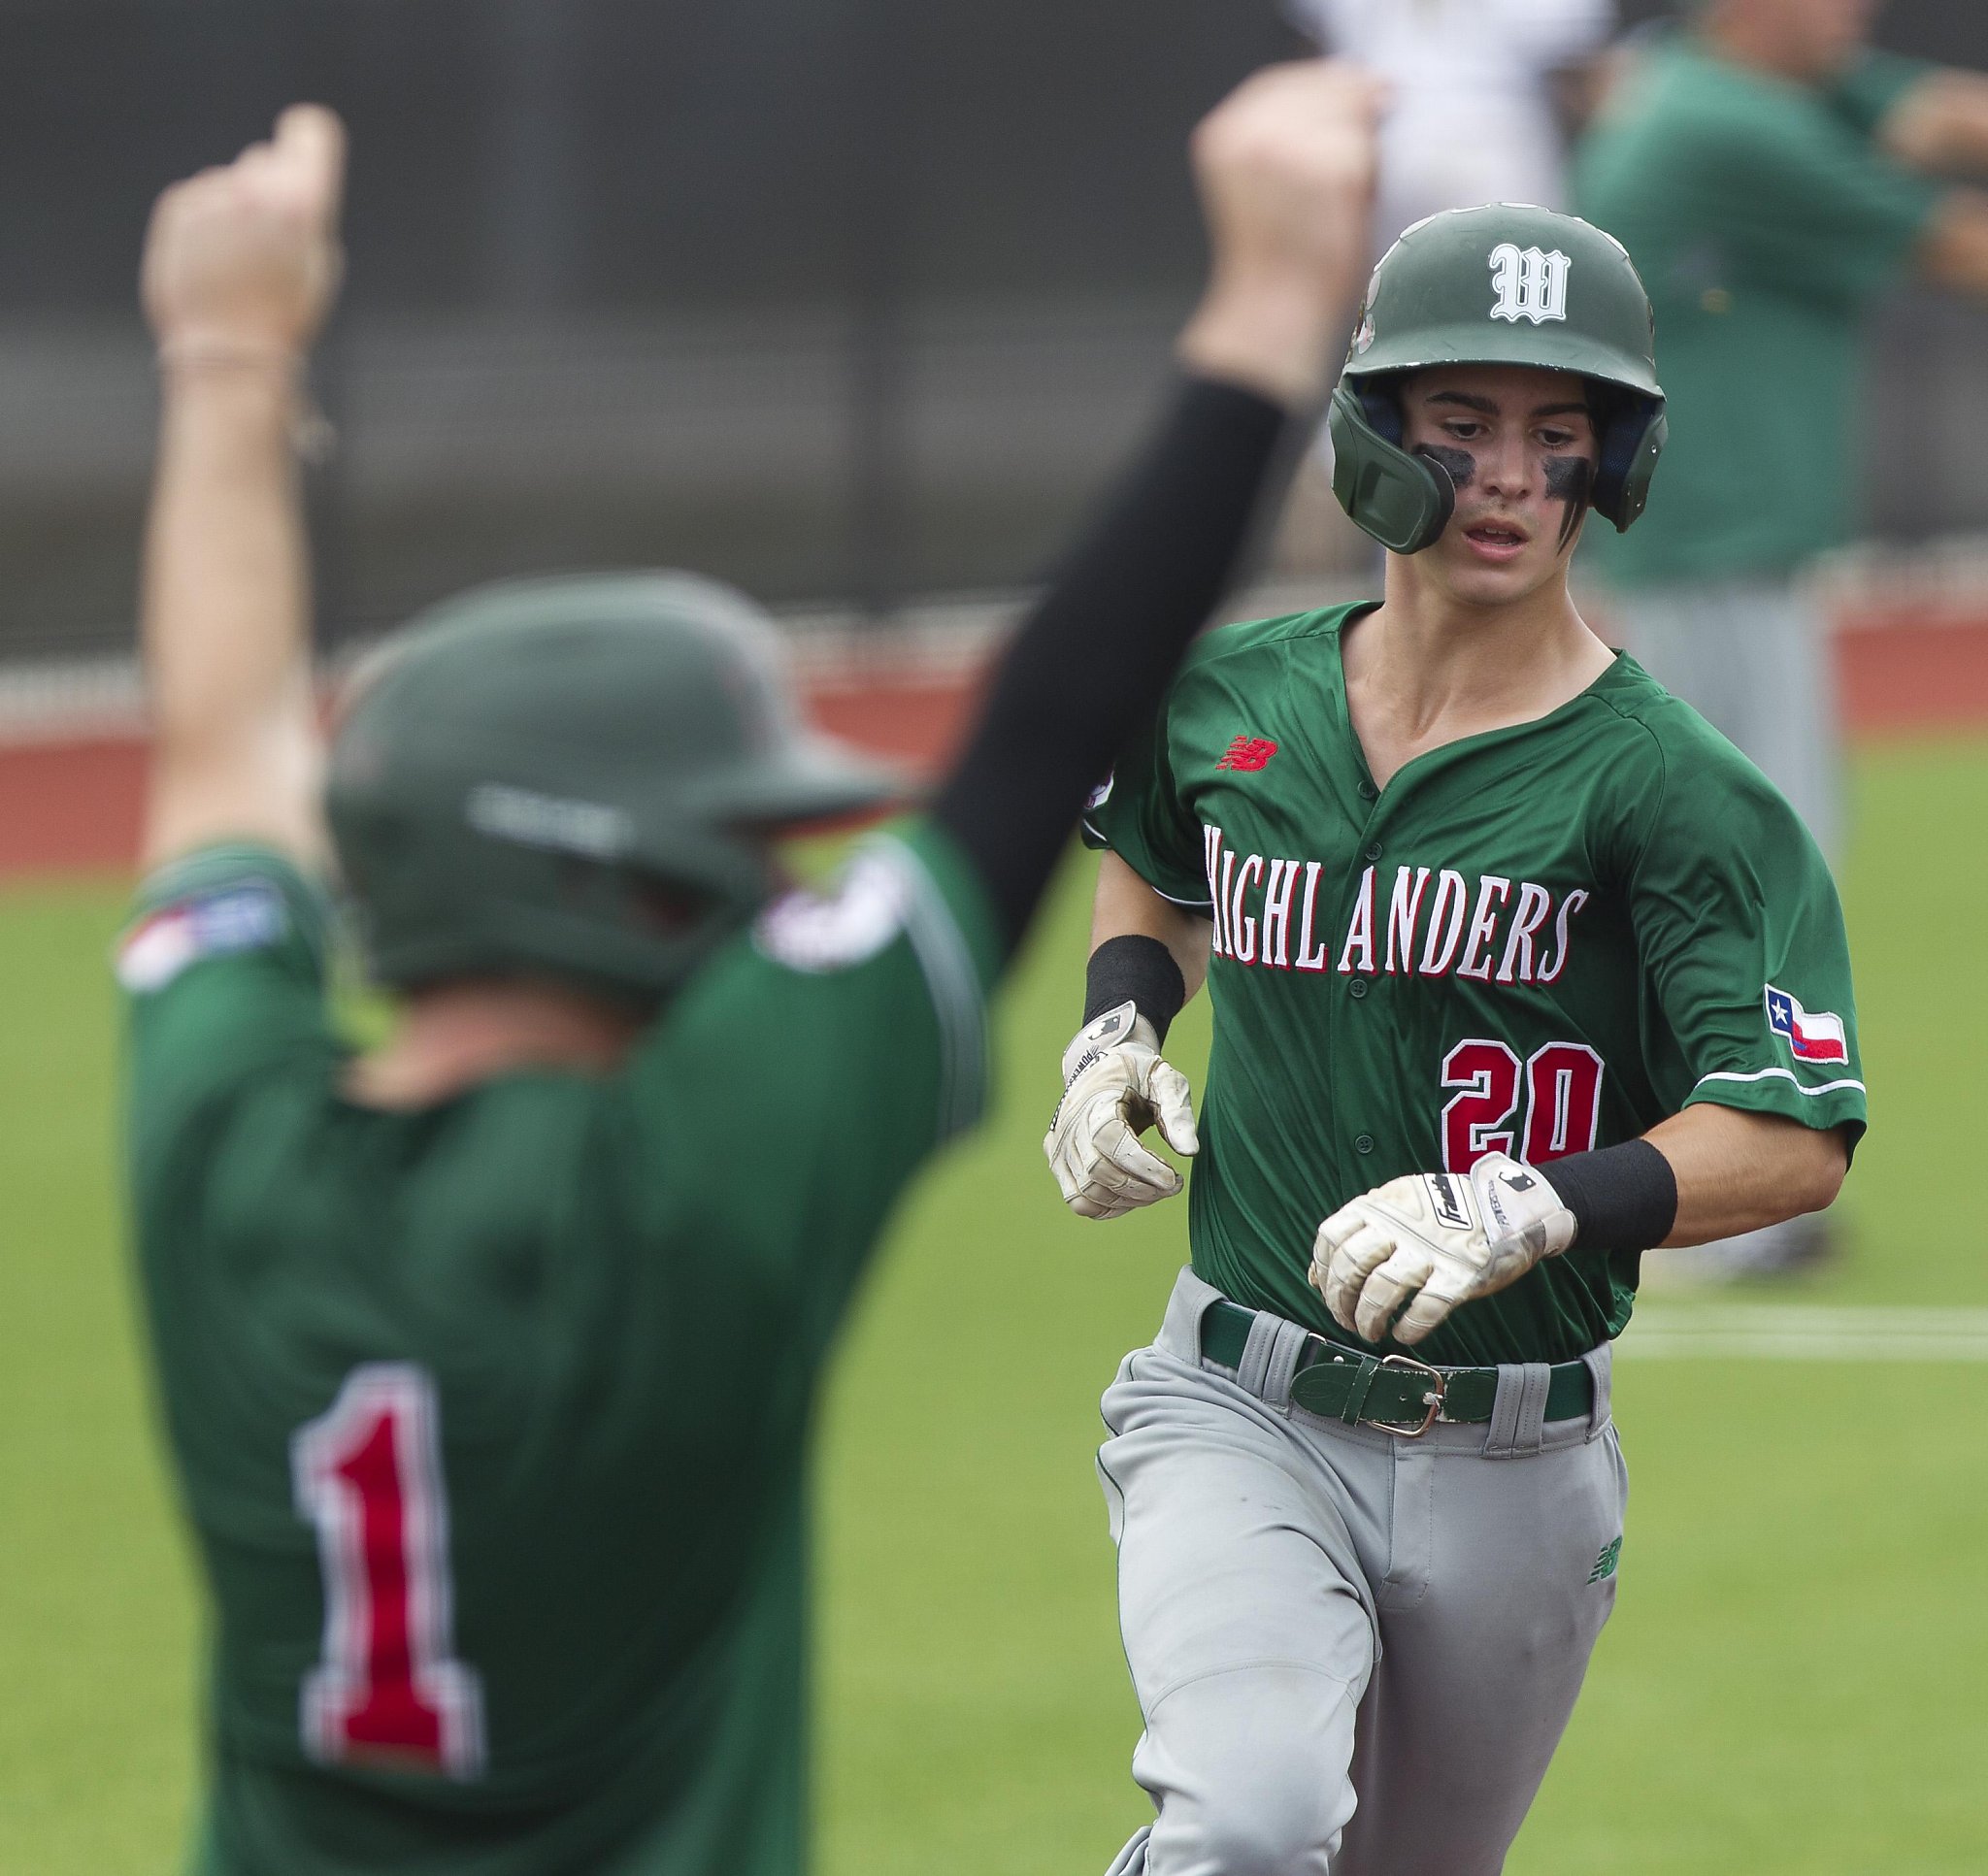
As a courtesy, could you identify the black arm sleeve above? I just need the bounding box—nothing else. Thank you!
[930,375,1291,962]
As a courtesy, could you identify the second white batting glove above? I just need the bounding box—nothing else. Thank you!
[1044,1001,1200,1220]
[1309,1153,1576,1345]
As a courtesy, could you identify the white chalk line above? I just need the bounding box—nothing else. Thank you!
[1619,1304,1988,1362]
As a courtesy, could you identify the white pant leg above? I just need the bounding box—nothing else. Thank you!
[1098,1274,1629,1876]
[1098,1344,1377,1876]
[1332,1421,1630,1874]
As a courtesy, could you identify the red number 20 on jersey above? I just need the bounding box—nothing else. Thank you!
[291,1365,486,1780]
[1441,1037,1604,1173]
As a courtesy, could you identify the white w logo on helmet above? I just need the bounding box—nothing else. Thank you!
[1488,244,1571,325]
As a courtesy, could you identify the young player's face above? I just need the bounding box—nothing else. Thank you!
[1398,365,1598,609]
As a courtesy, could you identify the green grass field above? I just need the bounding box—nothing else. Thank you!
[3,735,1985,1874]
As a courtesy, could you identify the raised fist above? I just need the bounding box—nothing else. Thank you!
[142,105,347,357]
[1193,59,1382,292]
[1179,59,1386,404]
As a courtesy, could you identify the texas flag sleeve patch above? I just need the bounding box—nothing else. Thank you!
[117,882,288,993]
[1765,984,1849,1066]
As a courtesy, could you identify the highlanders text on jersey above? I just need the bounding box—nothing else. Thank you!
[121,826,996,1876]
[1083,603,1865,1365]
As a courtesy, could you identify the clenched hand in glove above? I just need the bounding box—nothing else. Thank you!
[1310,1152,1577,1345]
[1044,1002,1199,1220]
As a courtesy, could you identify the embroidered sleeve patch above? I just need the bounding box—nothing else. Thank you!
[118,882,289,993]
[1765,984,1848,1066]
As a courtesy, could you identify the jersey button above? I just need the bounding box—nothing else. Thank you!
[1354,1134,1375,1155]
[1357,780,1377,801]
[1363,841,1382,863]
[1347,976,1369,1000]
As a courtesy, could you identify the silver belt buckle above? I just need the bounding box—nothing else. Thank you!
[1375,1352,1445,1438]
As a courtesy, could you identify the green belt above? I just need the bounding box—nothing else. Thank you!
[1200,1300,1592,1438]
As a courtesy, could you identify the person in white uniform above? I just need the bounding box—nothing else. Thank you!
[1288,0,1616,252]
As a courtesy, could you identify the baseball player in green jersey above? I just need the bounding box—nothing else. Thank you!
[1048,205,1864,1873]
[121,73,1382,1875]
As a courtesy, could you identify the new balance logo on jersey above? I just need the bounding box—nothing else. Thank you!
[1489,244,1571,325]
[1198,824,1592,987]
[1588,1536,1622,1584]
[1216,736,1278,773]
[1765,985,1848,1065]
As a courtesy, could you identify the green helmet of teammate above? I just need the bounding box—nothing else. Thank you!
[1329,203,1668,554]
[325,572,902,1004]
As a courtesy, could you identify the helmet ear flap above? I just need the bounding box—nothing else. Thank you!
[1328,379,1456,555]
[1590,394,1668,531]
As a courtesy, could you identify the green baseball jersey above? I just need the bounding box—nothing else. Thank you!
[1083,604,1865,1366]
[1575,37,1939,587]
[120,823,997,1875]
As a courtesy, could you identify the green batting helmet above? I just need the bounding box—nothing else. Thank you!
[325,572,903,1003]
[1329,203,1667,555]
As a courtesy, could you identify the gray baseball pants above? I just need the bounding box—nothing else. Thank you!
[1604,574,1841,866]
[1606,574,1844,1275]
[1096,1268,1627,1876]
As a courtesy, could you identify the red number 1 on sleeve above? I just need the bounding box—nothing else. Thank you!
[292,1364,485,1779]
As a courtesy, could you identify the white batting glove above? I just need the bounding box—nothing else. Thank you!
[1309,1153,1576,1345]
[1044,1002,1200,1221]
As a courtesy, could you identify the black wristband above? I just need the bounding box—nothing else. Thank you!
[1084,935,1187,1043]
[1543,1138,1678,1253]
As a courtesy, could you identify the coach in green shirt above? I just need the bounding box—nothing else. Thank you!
[1575,0,1988,1273]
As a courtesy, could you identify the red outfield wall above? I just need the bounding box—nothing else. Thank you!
[2,621,1985,880]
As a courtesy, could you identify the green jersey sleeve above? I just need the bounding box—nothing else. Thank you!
[1827,48,1935,139]
[120,844,339,1197]
[1079,679,1212,909]
[1626,715,1867,1151]
[1679,53,1941,305]
[622,817,1000,1346]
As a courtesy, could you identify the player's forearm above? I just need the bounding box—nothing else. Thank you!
[147,362,313,747]
[1642,1104,1847,1246]
[137,106,346,868]
[142,361,322,865]
[930,376,1292,958]
[1881,71,1988,178]
[929,60,1376,960]
[1176,282,1343,410]
[1090,851,1212,1002]
[1917,189,1988,297]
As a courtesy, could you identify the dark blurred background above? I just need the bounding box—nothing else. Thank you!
[0,0,1982,657]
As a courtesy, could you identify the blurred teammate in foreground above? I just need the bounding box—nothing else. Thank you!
[1578,0,1988,1276]
[123,68,1377,1874]
[1048,202,1864,1873]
